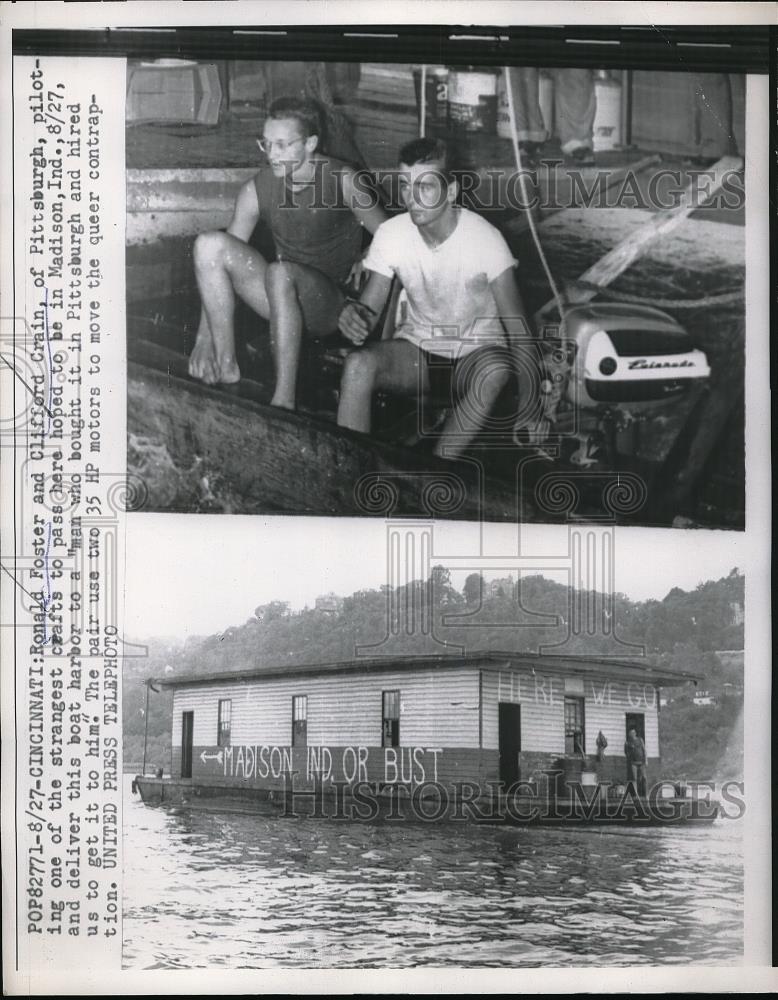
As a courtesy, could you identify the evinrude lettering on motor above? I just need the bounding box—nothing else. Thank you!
[627,359,696,370]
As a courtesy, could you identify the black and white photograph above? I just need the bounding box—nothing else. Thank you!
[124,31,748,528]
[0,2,773,996]
[121,518,750,970]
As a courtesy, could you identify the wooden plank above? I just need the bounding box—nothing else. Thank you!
[127,345,535,522]
[530,207,745,270]
[126,168,255,211]
[127,209,232,245]
[533,154,743,325]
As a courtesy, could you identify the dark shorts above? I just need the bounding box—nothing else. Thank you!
[424,352,459,404]
[423,345,514,404]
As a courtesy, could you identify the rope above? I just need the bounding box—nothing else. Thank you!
[503,66,567,446]
[502,65,565,320]
[419,65,427,138]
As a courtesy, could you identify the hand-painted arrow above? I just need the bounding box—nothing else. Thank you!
[199,750,223,765]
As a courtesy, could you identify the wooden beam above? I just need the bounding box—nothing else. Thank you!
[533,154,743,326]
[127,343,536,522]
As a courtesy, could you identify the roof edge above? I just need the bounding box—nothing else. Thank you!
[155,651,699,689]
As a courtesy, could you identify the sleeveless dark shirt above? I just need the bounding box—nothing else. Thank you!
[254,157,362,285]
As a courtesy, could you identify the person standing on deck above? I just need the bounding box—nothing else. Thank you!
[336,137,535,460]
[188,96,387,409]
[624,728,647,796]
[506,68,596,166]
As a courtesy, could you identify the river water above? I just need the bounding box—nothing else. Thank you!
[122,779,743,969]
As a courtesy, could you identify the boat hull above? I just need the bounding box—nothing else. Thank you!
[127,349,537,521]
[133,776,719,827]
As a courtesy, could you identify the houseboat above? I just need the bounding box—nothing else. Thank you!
[133,651,719,825]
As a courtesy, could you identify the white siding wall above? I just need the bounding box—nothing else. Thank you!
[585,684,659,758]
[482,667,660,757]
[481,668,565,753]
[171,665,480,748]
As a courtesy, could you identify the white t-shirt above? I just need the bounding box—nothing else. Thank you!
[364,207,517,358]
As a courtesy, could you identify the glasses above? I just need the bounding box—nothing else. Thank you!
[257,136,306,154]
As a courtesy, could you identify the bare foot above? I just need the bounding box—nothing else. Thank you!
[190,338,241,385]
[214,356,241,385]
[269,392,295,411]
[188,331,220,383]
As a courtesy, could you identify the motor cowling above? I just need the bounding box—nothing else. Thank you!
[562,303,710,412]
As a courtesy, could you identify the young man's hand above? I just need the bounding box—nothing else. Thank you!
[339,301,374,346]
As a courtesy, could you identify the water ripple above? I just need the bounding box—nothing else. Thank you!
[122,780,743,968]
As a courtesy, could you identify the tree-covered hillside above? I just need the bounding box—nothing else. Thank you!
[123,569,744,780]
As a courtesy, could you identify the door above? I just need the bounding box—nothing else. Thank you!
[498,703,522,787]
[625,713,645,741]
[181,711,194,778]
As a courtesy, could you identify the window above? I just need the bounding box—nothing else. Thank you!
[217,699,231,747]
[382,690,400,748]
[292,695,307,747]
[564,696,585,755]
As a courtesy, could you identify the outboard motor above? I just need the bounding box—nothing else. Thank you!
[551,303,710,466]
[564,303,710,408]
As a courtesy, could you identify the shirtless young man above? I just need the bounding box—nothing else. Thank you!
[336,137,534,459]
[188,97,386,409]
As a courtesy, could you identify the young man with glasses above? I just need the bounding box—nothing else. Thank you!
[336,137,534,460]
[188,97,386,409]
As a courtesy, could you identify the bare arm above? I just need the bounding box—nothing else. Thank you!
[225,179,261,242]
[491,266,534,353]
[340,167,388,236]
[338,270,393,346]
[490,266,541,418]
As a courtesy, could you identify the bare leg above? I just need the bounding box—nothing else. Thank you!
[434,347,512,460]
[337,351,378,432]
[265,260,344,410]
[338,340,428,432]
[265,261,303,409]
[190,231,271,385]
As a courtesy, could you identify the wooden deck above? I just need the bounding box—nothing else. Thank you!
[127,341,536,521]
